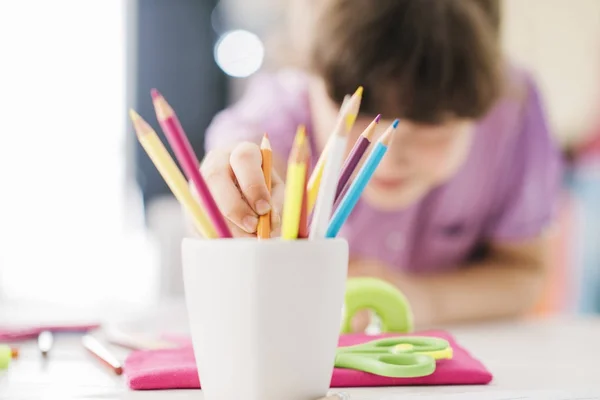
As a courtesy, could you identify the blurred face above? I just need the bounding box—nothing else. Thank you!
[309,79,474,211]
[352,117,473,210]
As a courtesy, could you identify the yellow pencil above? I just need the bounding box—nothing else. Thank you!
[307,88,363,214]
[281,126,308,240]
[129,109,218,239]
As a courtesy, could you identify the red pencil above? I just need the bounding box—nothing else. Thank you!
[151,89,232,238]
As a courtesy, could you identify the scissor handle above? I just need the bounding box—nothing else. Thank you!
[335,352,435,378]
[340,336,449,355]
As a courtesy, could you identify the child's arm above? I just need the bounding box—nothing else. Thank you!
[352,73,562,328]
[349,232,552,328]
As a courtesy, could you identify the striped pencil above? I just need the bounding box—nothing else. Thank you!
[326,119,399,238]
[310,87,363,239]
[257,133,272,239]
[151,89,232,238]
[335,114,380,202]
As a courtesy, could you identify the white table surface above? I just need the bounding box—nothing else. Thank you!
[1,299,600,400]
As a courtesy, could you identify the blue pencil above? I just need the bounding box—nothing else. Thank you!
[326,119,399,238]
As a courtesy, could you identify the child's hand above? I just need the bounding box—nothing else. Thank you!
[201,142,284,237]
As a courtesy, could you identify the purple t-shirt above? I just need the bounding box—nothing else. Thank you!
[205,67,562,273]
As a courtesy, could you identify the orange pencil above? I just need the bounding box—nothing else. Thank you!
[298,136,312,239]
[257,133,272,239]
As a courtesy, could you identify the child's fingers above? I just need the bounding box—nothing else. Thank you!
[351,309,371,333]
[201,150,259,234]
[229,142,272,216]
[226,220,256,238]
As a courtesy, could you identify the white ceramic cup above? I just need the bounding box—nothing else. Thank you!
[181,237,349,400]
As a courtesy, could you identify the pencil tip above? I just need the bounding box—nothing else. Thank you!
[296,125,306,143]
[261,133,271,149]
[354,86,364,98]
[129,109,141,122]
[392,119,400,128]
[375,114,381,123]
[150,88,161,100]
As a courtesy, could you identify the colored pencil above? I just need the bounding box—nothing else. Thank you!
[332,179,350,215]
[130,109,218,238]
[82,335,123,375]
[298,136,312,239]
[310,87,363,239]
[326,119,399,238]
[335,114,380,202]
[38,330,53,357]
[306,95,351,214]
[151,89,232,238]
[257,133,272,239]
[281,126,308,240]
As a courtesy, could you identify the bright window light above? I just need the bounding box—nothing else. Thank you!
[0,0,158,307]
[214,29,264,78]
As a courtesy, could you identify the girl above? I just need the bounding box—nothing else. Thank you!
[199,0,562,328]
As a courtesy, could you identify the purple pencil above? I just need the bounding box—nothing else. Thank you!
[332,180,350,215]
[334,114,380,202]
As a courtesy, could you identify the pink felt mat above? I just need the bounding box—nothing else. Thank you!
[124,330,492,390]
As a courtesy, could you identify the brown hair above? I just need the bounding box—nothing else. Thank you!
[308,0,503,123]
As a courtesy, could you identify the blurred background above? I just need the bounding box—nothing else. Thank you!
[0,0,599,317]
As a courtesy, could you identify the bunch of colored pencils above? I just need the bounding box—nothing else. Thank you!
[130,90,232,239]
[269,86,399,240]
[130,86,397,241]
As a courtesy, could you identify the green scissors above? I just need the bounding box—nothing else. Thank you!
[334,336,450,378]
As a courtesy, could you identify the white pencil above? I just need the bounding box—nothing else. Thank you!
[309,87,362,239]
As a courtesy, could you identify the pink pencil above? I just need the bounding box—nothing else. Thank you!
[151,89,232,238]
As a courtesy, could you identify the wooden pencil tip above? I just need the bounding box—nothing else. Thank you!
[354,86,364,98]
[380,123,397,146]
[294,125,306,146]
[392,118,400,128]
[261,133,271,149]
[151,91,172,120]
[129,109,141,122]
[362,116,380,140]
[129,109,150,136]
[150,88,162,100]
